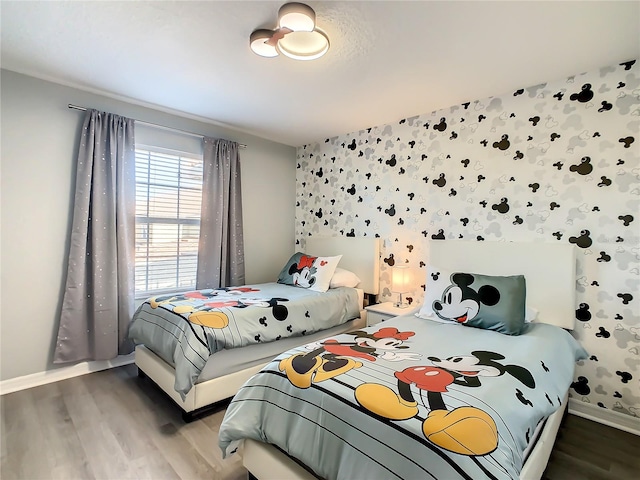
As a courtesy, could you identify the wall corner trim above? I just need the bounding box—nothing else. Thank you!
[568,398,640,436]
[0,353,135,395]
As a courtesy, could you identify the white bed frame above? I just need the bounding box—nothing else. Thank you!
[240,240,577,480]
[135,236,380,420]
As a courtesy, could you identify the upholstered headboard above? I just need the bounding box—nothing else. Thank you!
[428,240,576,329]
[304,237,380,295]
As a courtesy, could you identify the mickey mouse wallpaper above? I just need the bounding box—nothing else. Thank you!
[295,59,639,419]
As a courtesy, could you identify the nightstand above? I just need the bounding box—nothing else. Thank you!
[364,302,412,326]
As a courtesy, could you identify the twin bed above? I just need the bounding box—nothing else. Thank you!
[217,240,586,480]
[129,236,380,420]
[129,237,585,479]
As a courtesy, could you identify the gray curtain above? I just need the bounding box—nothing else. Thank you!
[54,109,136,363]
[196,138,245,288]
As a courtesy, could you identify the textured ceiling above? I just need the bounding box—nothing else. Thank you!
[2,1,639,146]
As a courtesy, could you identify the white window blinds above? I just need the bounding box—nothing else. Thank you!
[134,147,203,297]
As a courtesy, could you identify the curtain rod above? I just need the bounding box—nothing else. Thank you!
[67,104,247,149]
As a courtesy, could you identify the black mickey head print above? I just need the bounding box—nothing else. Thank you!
[529,116,540,126]
[618,214,633,226]
[347,139,357,150]
[620,60,636,70]
[598,101,613,112]
[432,173,446,187]
[383,254,395,267]
[598,176,612,187]
[617,293,633,305]
[569,83,594,102]
[492,134,510,150]
[385,204,396,217]
[576,303,591,322]
[529,183,540,192]
[596,327,610,338]
[616,371,632,384]
[619,136,634,148]
[431,229,445,240]
[569,156,593,175]
[571,376,590,395]
[597,251,611,262]
[386,154,397,167]
[491,198,510,213]
[433,117,447,132]
[569,229,592,248]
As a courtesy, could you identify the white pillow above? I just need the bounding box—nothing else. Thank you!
[308,255,342,292]
[329,268,361,289]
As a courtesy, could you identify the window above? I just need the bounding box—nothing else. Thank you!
[134,147,203,297]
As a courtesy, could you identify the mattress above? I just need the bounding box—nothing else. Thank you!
[129,283,362,396]
[197,313,365,383]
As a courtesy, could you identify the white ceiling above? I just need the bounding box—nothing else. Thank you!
[2,1,639,147]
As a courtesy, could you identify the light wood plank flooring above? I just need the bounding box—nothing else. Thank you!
[1,364,638,480]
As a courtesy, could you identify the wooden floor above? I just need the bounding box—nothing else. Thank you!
[1,364,638,480]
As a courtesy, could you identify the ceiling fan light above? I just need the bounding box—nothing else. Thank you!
[278,2,315,32]
[250,29,279,57]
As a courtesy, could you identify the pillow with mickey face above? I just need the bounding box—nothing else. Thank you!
[417,265,527,335]
[277,253,342,293]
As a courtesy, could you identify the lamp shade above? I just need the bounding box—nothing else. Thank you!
[391,266,411,294]
[250,29,279,58]
[278,2,315,31]
[277,29,329,61]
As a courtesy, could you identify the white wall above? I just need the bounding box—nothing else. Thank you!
[0,70,297,381]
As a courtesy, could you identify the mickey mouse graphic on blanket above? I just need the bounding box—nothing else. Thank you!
[148,287,288,329]
[354,351,535,456]
[279,327,421,389]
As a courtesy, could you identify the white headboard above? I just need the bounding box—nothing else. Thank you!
[428,240,576,329]
[304,237,380,295]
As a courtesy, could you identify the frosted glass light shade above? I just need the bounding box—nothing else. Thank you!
[277,29,329,61]
[250,29,278,58]
[278,2,315,31]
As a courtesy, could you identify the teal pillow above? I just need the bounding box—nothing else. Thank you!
[418,267,527,335]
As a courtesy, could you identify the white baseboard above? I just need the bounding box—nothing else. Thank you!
[568,398,640,436]
[0,353,136,395]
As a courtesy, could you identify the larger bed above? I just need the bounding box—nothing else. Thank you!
[218,240,587,480]
[129,236,380,421]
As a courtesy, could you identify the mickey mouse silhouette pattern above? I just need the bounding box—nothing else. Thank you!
[294,59,638,416]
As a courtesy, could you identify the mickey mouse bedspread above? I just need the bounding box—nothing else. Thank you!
[219,316,587,480]
[128,283,360,397]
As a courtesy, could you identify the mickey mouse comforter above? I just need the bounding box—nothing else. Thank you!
[219,315,587,480]
[127,283,360,397]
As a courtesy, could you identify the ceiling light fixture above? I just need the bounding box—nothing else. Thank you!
[250,2,329,61]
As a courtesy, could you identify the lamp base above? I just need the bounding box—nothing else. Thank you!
[393,301,410,309]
